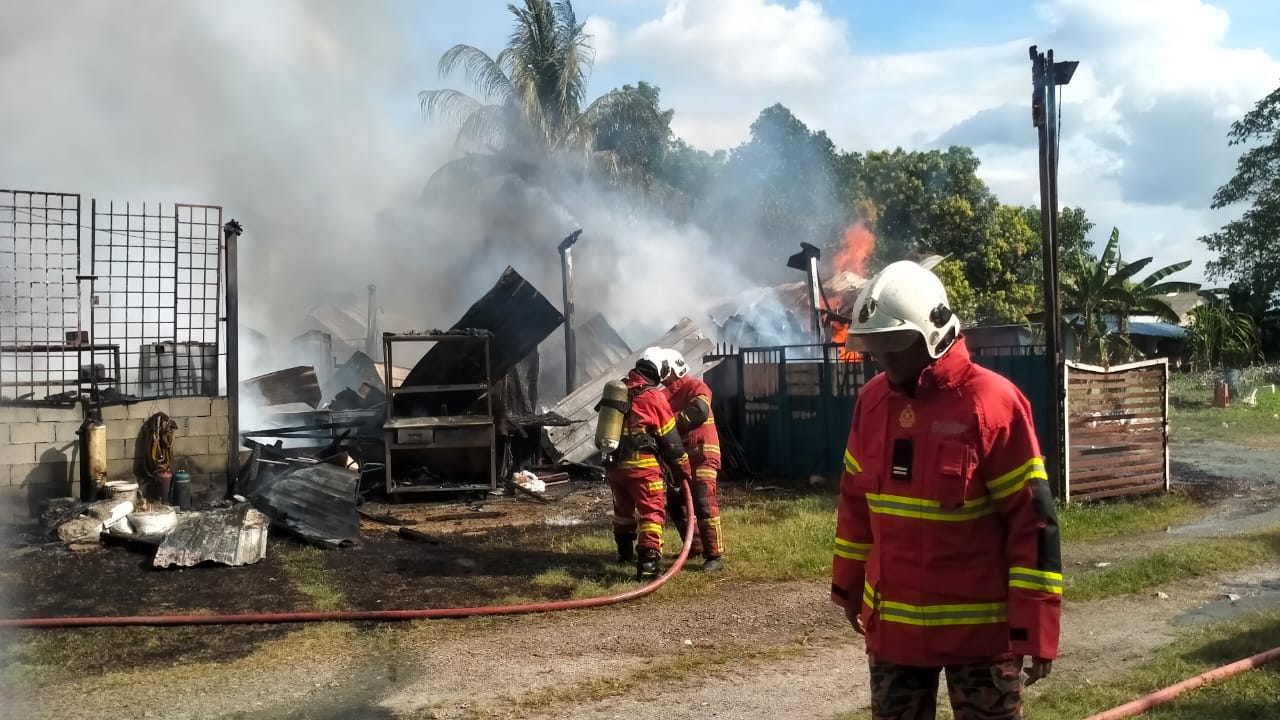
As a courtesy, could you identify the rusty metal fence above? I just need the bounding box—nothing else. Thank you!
[1,189,227,405]
[1064,359,1169,501]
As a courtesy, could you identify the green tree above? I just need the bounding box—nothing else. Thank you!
[932,259,978,324]
[700,104,845,280]
[655,138,725,220]
[418,0,672,192]
[1060,228,1199,364]
[1199,84,1280,356]
[1185,299,1260,369]
[1020,205,1096,306]
[965,205,1042,324]
[846,146,997,267]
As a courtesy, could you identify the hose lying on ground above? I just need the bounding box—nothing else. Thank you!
[1084,645,1280,720]
[0,478,698,630]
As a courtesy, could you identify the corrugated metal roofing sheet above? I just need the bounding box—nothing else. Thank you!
[401,266,564,390]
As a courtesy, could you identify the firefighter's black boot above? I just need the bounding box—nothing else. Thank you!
[614,533,635,564]
[636,547,661,582]
[701,556,724,573]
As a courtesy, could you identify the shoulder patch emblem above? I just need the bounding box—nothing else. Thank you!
[898,404,916,429]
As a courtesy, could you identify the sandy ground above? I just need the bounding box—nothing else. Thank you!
[5,442,1280,720]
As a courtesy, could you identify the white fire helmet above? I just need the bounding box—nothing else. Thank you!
[845,260,961,360]
[637,346,672,381]
[665,349,690,379]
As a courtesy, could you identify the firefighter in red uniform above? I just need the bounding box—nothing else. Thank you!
[660,348,725,572]
[832,261,1061,720]
[605,348,694,581]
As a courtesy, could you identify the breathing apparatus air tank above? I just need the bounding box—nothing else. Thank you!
[594,379,630,457]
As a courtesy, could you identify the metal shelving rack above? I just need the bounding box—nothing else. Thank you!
[382,333,497,495]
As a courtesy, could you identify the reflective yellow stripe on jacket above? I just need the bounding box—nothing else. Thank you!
[1009,566,1064,595]
[657,417,677,436]
[986,456,1049,500]
[833,537,870,562]
[864,581,1007,626]
[865,492,994,522]
[844,449,862,474]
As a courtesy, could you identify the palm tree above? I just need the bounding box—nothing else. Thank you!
[1060,228,1200,364]
[418,0,671,195]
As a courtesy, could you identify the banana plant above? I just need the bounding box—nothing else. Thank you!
[1059,227,1199,365]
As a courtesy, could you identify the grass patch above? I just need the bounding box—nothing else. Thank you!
[1066,529,1280,602]
[1169,373,1280,445]
[540,496,839,601]
[1058,493,1204,544]
[279,546,346,611]
[547,492,1215,603]
[1030,610,1280,719]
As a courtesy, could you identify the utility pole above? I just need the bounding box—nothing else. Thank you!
[1030,45,1078,497]
[558,229,583,396]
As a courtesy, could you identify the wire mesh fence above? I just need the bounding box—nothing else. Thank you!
[0,190,84,402]
[0,189,227,405]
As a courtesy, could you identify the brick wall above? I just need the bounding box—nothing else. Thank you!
[0,398,231,524]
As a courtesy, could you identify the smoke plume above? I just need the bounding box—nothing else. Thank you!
[0,1,845,409]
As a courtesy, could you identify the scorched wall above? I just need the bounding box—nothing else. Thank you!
[0,398,231,524]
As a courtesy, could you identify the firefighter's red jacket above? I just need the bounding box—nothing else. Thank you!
[664,376,719,467]
[831,336,1062,668]
[614,370,692,483]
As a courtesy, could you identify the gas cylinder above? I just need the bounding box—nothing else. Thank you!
[594,379,629,454]
[1213,380,1230,408]
[172,469,191,510]
[85,418,108,497]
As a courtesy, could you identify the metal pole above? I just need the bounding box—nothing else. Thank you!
[1031,46,1064,496]
[558,230,582,395]
[807,255,823,345]
[222,219,243,498]
[366,284,379,362]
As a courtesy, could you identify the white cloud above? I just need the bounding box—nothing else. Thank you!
[588,0,1280,283]
[583,16,619,64]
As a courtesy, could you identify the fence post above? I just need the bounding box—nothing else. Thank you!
[1061,362,1072,502]
[222,219,243,497]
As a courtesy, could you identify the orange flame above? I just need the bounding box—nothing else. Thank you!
[834,222,875,278]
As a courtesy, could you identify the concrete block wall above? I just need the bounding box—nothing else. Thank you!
[0,397,231,524]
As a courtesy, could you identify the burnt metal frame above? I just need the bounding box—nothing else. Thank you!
[382,332,497,495]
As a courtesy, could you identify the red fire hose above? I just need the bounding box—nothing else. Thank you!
[0,482,698,630]
[1084,645,1280,720]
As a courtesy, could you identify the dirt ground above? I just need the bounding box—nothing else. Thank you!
[3,443,1280,720]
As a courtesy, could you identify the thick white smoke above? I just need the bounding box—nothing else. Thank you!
[1,1,830,410]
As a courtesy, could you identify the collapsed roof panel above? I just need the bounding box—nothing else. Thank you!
[538,312,632,403]
[402,266,565,390]
[241,366,322,408]
[542,317,716,465]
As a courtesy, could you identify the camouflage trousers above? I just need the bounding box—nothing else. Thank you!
[868,656,1023,720]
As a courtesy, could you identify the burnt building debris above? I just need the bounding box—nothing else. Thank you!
[152,504,270,568]
[537,312,632,408]
[241,453,363,549]
[396,266,564,417]
[382,331,500,495]
[242,366,323,408]
[542,318,717,465]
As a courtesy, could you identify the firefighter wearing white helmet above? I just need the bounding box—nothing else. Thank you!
[596,346,692,581]
[832,260,1062,719]
[844,259,962,363]
[658,348,724,572]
